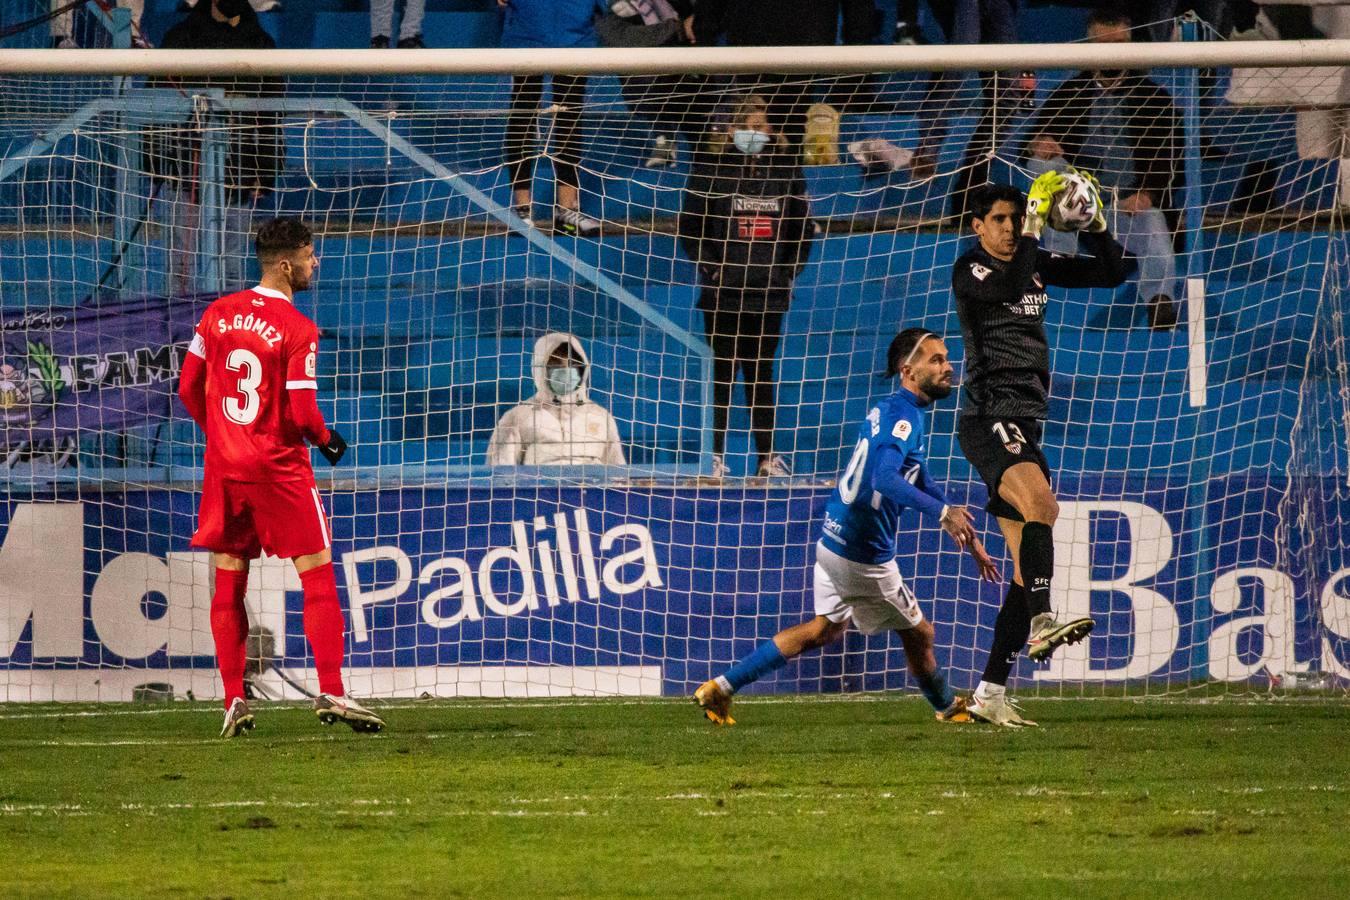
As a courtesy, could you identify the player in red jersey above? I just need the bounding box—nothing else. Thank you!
[178,218,385,738]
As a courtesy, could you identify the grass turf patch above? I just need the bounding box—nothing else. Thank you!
[1,696,1346,898]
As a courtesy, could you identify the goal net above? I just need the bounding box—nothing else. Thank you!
[0,26,1347,701]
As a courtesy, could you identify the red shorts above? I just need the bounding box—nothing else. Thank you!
[191,474,332,560]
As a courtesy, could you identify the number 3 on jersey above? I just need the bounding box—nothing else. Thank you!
[223,348,262,425]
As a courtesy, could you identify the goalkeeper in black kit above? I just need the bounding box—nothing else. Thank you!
[953,172,1130,727]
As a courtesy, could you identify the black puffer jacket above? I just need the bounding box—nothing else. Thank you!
[677,146,814,312]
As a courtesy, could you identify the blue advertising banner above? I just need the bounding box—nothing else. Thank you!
[0,296,208,446]
[0,479,1346,701]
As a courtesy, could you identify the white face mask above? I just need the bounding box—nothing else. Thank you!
[547,366,582,397]
[732,129,771,155]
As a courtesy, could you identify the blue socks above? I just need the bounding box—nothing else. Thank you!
[721,640,789,693]
[916,670,955,712]
[718,637,953,713]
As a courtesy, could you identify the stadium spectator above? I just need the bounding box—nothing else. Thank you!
[486,333,626,466]
[498,0,605,235]
[596,0,701,170]
[678,96,815,478]
[1021,11,1180,329]
[909,0,1030,218]
[369,0,425,48]
[50,0,150,48]
[148,0,284,291]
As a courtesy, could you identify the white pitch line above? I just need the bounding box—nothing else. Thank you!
[4,782,1341,820]
[1,691,1344,721]
[3,729,546,749]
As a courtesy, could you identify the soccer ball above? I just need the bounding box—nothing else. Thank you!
[1047,171,1100,232]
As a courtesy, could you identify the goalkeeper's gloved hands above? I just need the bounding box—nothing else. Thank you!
[1069,166,1109,233]
[1023,169,1065,240]
[319,429,347,466]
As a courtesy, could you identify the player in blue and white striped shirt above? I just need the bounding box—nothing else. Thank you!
[696,328,1001,725]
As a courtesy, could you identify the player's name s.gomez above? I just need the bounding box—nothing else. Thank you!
[214,312,284,347]
[340,508,664,642]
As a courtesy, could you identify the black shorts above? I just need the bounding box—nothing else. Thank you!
[957,414,1052,522]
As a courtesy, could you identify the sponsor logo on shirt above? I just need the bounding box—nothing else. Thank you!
[733,196,780,240]
[736,216,776,239]
[733,196,782,214]
[867,407,881,437]
[822,512,844,539]
[1011,290,1049,318]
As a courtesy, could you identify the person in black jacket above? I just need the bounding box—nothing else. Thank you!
[678,96,815,478]
[953,178,1130,726]
[1020,12,1180,328]
[148,0,283,290]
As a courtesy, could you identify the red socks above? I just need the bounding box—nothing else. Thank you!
[209,567,250,708]
[213,562,346,704]
[301,562,346,697]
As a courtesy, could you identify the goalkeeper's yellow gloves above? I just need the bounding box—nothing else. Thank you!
[1023,169,1066,239]
[1069,166,1109,233]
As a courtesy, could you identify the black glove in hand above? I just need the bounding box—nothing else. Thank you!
[319,429,347,466]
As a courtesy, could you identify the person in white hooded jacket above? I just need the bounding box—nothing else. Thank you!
[486,332,626,466]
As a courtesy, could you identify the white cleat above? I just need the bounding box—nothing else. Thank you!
[968,692,1038,728]
[1027,613,1095,662]
[314,693,386,733]
[757,455,792,478]
[220,697,256,738]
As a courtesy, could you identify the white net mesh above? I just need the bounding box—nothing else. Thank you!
[0,30,1348,701]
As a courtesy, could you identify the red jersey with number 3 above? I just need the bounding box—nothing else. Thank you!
[188,285,320,482]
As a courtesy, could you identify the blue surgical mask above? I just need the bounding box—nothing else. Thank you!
[547,366,582,397]
[732,129,771,155]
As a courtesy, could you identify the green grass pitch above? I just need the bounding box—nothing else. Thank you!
[2,695,1346,898]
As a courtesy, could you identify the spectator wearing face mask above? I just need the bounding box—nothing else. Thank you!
[678,96,816,479]
[486,332,626,466]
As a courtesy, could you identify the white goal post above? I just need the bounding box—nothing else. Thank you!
[2,39,1350,74]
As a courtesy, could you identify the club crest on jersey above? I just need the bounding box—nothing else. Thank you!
[893,419,912,440]
[970,263,991,281]
[1004,441,1023,455]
